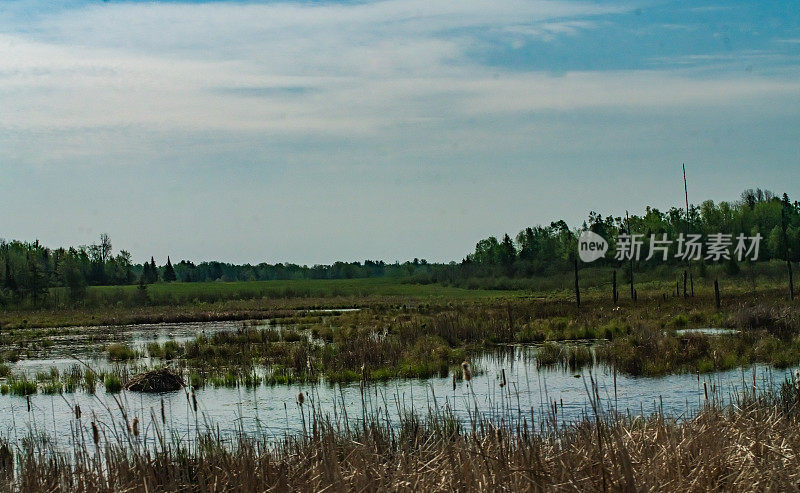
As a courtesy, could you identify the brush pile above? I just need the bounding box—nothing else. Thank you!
[124,367,185,392]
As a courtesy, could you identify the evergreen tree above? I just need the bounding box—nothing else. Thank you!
[500,234,517,268]
[142,261,152,284]
[163,256,176,282]
[147,257,159,283]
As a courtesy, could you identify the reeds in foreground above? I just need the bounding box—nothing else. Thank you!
[1,377,800,492]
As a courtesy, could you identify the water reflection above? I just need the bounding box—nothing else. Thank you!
[0,326,793,452]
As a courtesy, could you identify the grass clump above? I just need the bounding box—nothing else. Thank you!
[536,342,592,370]
[671,314,689,328]
[536,342,562,367]
[6,376,37,396]
[107,343,137,361]
[83,370,98,394]
[41,381,62,395]
[146,342,163,358]
[147,341,182,360]
[104,375,122,393]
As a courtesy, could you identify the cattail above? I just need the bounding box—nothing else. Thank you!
[26,395,30,413]
[500,369,507,388]
[191,390,198,413]
[297,391,305,405]
[452,373,457,391]
[160,398,166,424]
[461,361,472,382]
[91,421,100,444]
[74,404,81,420]
[132,417,139,437]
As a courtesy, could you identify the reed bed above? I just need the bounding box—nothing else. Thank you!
[1,376,800,492]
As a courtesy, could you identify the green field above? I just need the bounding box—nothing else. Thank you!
[0,277,524,329]
[1,260,795,330]
[93,277,523,302]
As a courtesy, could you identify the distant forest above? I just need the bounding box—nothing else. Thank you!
[1,188,797,305]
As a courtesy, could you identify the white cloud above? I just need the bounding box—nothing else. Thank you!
[0,1,623,136]
[1,0,798,143]
[1,0,799,263]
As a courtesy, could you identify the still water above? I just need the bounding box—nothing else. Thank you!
[0,321,792,449]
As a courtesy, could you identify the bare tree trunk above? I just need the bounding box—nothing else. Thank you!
[626,210,634,300]
[574,258,581,308]
[612,270,617,304]
[683,270,687,298]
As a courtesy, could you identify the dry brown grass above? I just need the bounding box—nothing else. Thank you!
[3,383,800,492]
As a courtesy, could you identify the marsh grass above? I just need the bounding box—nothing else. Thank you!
[2,377,36,396]
[2,278,799,394]
[2,375,800,491]
[103,375,122,393]
[106,344,137,362]
[536,342,593,370]
[82,369,98,394]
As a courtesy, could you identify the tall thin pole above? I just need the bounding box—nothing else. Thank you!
[683,163,693,296]
[683,163,690,228]
[627,210,634,300]
[783,207,795,301]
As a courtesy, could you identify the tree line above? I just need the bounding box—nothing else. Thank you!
[1,187,796,307]
[0,234,136,306]
[443,188,799,282]
[0,234,433,306]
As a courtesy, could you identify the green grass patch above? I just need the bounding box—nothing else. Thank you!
[107,343,137,361]
[104,375,122,393]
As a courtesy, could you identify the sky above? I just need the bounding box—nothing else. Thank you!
[1,0,799,265]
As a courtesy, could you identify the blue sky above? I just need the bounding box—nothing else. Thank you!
[1,0,798,264]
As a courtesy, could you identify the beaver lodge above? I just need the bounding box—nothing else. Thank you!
[125,367,185,392]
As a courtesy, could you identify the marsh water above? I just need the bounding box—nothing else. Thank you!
[0,320,792,449]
